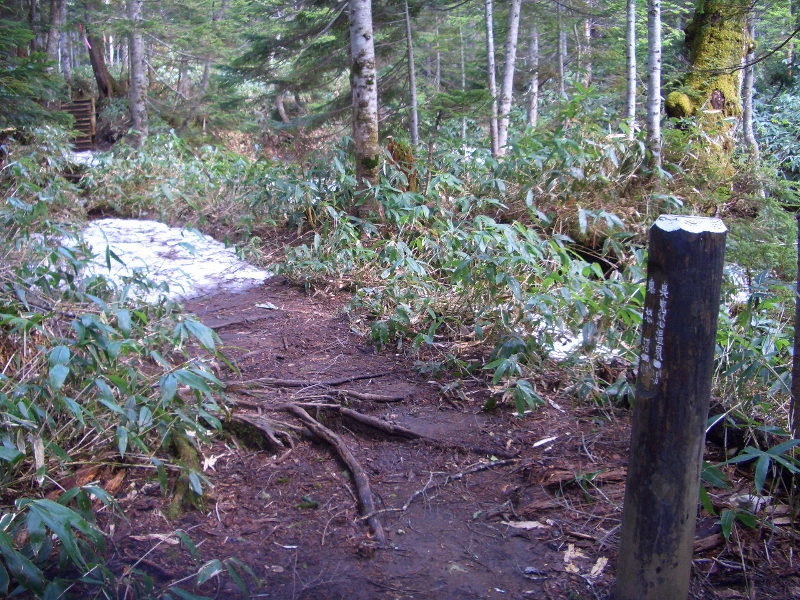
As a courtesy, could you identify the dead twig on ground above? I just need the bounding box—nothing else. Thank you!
[364,458,521,520]
[284,404,386,546]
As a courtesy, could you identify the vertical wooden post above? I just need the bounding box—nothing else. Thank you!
[791,215,800,440]
[615,216,727,600]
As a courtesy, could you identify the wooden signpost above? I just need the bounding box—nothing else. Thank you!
[615,215,727,600]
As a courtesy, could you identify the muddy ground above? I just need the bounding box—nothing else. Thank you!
[96,276,800,599]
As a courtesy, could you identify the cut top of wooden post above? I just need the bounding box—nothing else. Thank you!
[654,215,727,234]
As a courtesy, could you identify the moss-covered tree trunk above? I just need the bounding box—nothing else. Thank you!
[665,0,750,120]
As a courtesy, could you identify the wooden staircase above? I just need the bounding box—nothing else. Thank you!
[61,99,96,151]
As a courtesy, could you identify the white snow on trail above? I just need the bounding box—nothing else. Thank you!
[80,218,270,301]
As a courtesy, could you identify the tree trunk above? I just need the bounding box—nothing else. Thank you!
[484,0,499,157]
[646,0,662,169]
[276,93,290,122]
[527,26,539,128]
[626,0,637,138]
[28,0,38,54]
[120,33,128,75]
[497,0,521,155]
[128,0,148,146]
[793,216,800,440]
[664,0,749,120]
[46,0,63,63]
[582,19,592,86]
[178,59,211,132]
[557,0,566,97]
[742,19,758,157]
[789,0,795,79]
[87,33,123,100]
[435,22,441,93]
[460,23,467,145]
[349,0,381,209]
[60,18,72,86]
[176,57,189,105]
[404,0,419,147]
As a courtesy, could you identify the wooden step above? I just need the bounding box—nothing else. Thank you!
[61,98,96,151]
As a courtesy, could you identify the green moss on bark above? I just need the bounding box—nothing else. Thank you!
[360,154,380,171]
[166,432,202,519]
[669,0,749,120]
[665,92,694,118]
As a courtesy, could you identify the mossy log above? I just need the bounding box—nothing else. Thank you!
[666,0,751,120]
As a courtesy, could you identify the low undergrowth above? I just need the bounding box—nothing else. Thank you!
[8,88,795,592]
[0,129,255,597]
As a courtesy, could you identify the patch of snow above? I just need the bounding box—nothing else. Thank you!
[70,151,100,168]
[654,215,727,234]
[725,263,750,304]
[79,218,270,302]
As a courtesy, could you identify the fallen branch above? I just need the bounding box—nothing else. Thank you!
[285,404,386,546]
[228,371,394,389]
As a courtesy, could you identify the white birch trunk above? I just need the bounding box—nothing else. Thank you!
[789,0,794,78]
[497,0,521,155]
[646,0,662,168]
[557,0,566,97]
[527,26,539,128]
[485,0,499,157]
[349,0,381,196]
[460,24,467,147]
[582,19,592,86]
[743,19,758,158]
[128,0,148,146]
[404,0,419,147]
[435,23,441,93]
[626,0,637,138]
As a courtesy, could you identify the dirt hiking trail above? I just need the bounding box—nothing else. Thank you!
[100,276,798,600]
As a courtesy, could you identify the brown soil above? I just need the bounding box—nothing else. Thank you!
[102,277,800,600]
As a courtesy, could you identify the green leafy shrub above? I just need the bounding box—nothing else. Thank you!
[0,129,241,597]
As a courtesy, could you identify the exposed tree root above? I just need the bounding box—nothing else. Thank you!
[233,396,519,458]
[334,389,406,403]
[209,315,277,331]
[227,371,395,389]
[226,414,288,452]
[233,387,406,403]
[284,404,386,546]
[338,406,421,438]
